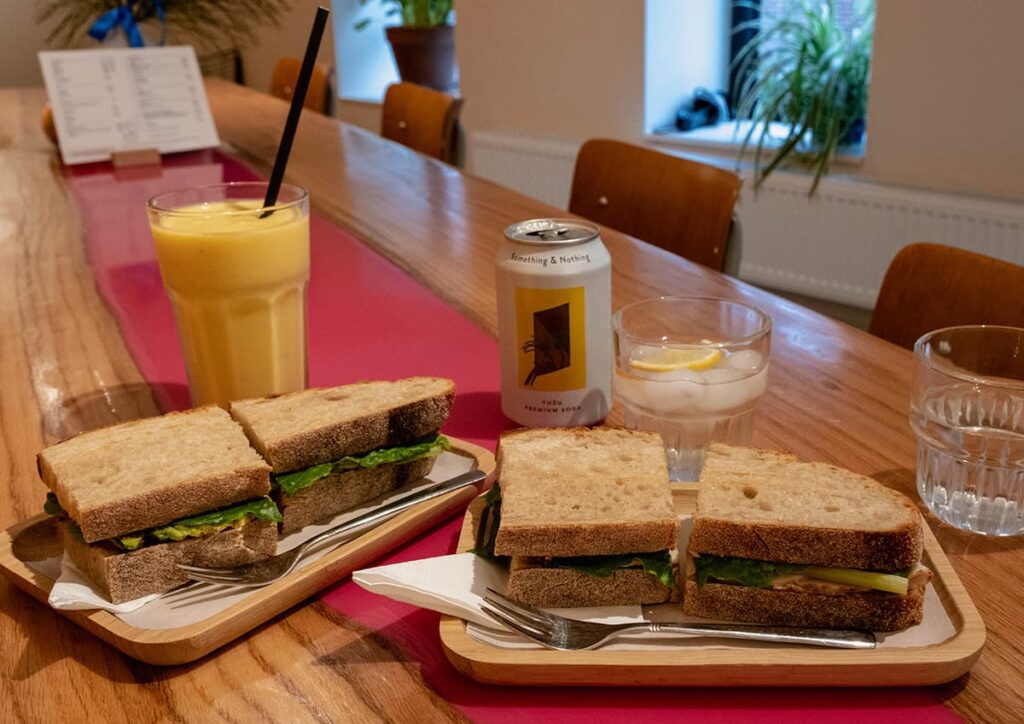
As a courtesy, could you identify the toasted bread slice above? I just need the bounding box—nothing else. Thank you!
[507,556,676,608]
[689,444,922,571]
[277,457,436,533]
[230,377,455,472]
[493,427,678,558]
[683,568,929,632]
[60,519,277,604]
[38,407,271,544]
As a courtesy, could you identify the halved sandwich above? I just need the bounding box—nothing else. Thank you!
[488,427,680,608]
[38,407,279,603]
[683,444,931,632]
[230,377,455,533]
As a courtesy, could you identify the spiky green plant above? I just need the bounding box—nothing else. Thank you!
[733,0,874,194]
[38,0,289,49]
[354,0,453,30]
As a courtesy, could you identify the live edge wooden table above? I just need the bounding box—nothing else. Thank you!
[0,78,1018,723]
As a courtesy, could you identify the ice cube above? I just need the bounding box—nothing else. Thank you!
[662,369,705,383]
[647,377,705,415]
[702,368,746,384]
[722,349,762,372]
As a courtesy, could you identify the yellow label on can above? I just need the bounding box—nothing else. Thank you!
[515,286,586,391]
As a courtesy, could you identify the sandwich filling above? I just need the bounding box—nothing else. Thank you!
[472,483,675,589]
[691,554,926,596]
[273,434,450,496]
[45,493,282,551]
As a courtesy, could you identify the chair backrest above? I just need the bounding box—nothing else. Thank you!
[568,139,741,271]
[270,58,331,114]
[869,242,1024,349]
[381,82,463,164]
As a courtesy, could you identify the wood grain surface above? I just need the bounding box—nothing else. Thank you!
[0,79,1020,722]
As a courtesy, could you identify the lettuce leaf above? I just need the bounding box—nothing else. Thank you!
[275,434,450,497]
[694,556,803,589]
[693,555,911,595]
[468,482,503,559]
[44,492,63,517]
[145,496,283,546]
[551,551,675,589]
[43,493,282,551]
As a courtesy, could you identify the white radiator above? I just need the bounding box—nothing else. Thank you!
[469,130,1024,309]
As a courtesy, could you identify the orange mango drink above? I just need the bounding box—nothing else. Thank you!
[147,183,309,407]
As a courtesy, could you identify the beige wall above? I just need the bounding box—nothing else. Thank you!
[241,0,336,98]
[862,1,1024,199]
[455,0,645,143]
[0,5,55,86]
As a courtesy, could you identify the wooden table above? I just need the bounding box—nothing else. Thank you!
[0,79,1018,723]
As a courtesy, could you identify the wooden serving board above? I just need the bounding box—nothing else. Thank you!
[0,438,495,665]
[440,484,986,687]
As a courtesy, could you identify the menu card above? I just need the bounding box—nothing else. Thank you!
[39,46,220,165]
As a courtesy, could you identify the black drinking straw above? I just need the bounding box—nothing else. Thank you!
[261,5,330,216]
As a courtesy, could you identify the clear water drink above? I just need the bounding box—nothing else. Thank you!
[911,326,1024,536]
[613,298,771,481]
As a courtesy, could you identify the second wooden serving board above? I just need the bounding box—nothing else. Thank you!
[440,483,985,687]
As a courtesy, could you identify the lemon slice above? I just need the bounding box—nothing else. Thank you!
[629,347,723,372]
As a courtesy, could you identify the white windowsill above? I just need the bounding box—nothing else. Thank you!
[646,120,866,167]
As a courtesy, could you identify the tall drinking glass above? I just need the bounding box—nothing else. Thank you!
[911,325,1024,536]
[147,182,310,407]
[613,297,772,481]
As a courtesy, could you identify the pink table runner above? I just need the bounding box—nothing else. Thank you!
[65,149,958,723]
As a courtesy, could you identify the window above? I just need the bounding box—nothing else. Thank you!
[646,0,874,159]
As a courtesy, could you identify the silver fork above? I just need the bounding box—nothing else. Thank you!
[481,588,876,650]
[177,469,487,587]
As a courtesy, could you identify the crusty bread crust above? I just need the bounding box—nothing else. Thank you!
[38,407,271,543]
[277,457,436,533]
[494,427,678,557]
[691,443,923,571]
[682,576,926,632]
[60,520,277,604]
[688,520,922,572]
[507,563,674,608]
[497,522,679,559]
[230,378,455,472]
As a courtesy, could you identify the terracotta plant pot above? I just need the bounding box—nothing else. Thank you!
[385,25,456,91]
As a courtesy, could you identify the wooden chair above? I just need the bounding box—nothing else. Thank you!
[869,243,1024,349]
[569,139,741,271]
[381,82,463,164]
[270,58,331,114]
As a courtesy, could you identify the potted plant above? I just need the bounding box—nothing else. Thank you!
[732,0,874,194]
[39,0,287,50]
[356,0,456,91]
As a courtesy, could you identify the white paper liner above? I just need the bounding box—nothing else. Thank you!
[352,517,958,651]
[28,450,476,627]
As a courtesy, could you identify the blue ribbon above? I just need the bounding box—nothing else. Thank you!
[88,1,166,48]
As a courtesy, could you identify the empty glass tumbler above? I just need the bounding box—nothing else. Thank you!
[911,326,1024,536]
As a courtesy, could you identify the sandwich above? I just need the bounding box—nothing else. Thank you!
[38,407,279,603]
[229,377,455,533]
[683,444,932,632]
[483,427,680,608]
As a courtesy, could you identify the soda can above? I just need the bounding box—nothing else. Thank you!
[495,218,612,427]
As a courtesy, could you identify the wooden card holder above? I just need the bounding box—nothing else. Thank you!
[111,148,161,168]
